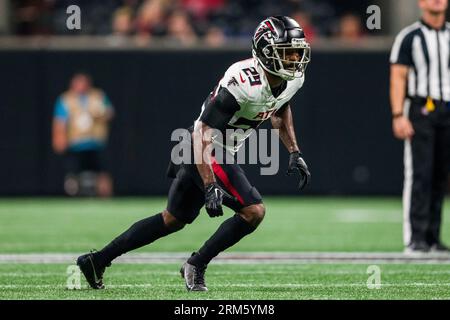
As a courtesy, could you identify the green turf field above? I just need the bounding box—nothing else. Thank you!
[0,197,449,299]
[1,263,450,300]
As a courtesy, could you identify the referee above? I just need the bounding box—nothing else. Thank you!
[390,0,450,253]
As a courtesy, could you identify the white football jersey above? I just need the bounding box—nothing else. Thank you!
[195,57,305,154]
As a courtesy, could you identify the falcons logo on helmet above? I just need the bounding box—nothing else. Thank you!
[254,19,276,43]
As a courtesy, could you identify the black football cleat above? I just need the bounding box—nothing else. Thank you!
[180,262,208,292]
[404,241,430,254]
[76,250,110,289]
[430,242,450,253]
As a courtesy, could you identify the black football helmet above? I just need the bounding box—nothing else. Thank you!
[252,16,311,81]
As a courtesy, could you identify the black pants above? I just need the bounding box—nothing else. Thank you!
[166,147,263,224]
[403,98,450,246]
[64,150,106,174]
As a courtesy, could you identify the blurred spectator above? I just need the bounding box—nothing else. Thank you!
[180,0,225,20]
[52,73,114,197]
[6,0,380,45]
[204,25,225,47]
[166,10,198,45]
[135,0,168,44]
[335,13,366,43]
[112,6,134,36]
[13,0,54,35]
[291,10,316,43]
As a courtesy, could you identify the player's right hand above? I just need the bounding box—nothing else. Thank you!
[204,182,234,218]
[287,151,311,190]
[393,116,415,140]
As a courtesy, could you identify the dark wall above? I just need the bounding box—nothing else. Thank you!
[0,49,402,196]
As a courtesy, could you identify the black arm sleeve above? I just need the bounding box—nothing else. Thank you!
[390,32,414,66]
[199,87,240,131]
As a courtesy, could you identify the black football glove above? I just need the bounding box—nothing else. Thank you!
[204,182,236,218]
[286,151,311,190]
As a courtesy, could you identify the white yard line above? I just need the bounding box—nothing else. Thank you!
[1,283,450,290]
[0,252,449,264]
[3,270,450,277]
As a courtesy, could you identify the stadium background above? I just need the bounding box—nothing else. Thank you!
[0,0,450,300]
[2,0,448,196]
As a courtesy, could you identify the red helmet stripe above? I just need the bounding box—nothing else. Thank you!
[265,20,275,32]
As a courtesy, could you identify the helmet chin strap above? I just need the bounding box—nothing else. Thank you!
[268,63,297,81]
[253,53,296,82]
[278,72,295,81]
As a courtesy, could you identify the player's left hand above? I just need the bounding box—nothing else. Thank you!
[204,182,236,217]
[286,151,311,190]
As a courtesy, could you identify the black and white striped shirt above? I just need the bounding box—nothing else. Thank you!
[390,20,450,102]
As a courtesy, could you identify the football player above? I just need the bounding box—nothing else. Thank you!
[77,15,311,291]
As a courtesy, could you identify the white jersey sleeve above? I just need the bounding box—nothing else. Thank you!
[217,59,259,105]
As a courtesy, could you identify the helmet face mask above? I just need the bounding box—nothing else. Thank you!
[271,40,311,80]
[252,16,311,81]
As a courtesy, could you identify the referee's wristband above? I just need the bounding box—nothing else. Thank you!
[392,112,403,119]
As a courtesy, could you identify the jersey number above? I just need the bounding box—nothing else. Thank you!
[242,68,262,86]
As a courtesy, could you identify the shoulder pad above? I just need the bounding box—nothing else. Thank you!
[219,59,262,104]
